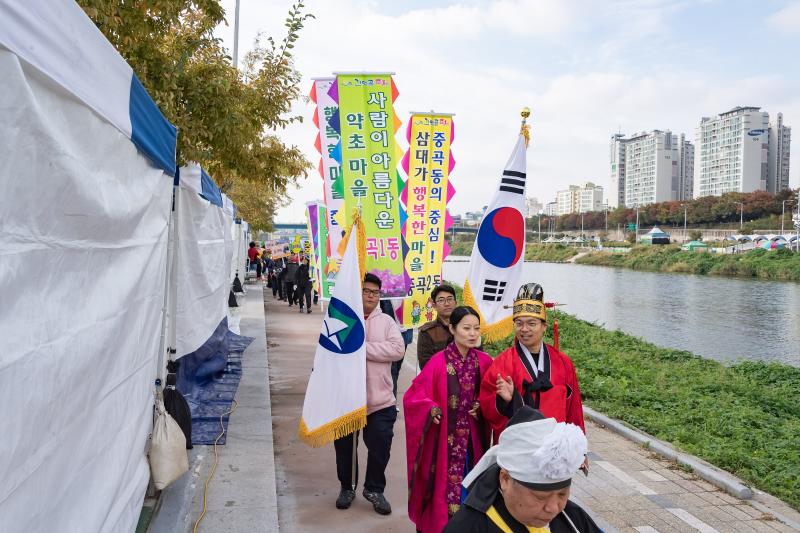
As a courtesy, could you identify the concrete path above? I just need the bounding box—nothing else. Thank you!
[265,287,800,533]
[150,284,279,533]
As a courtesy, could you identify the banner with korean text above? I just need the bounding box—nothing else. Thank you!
[306,201,320,292]
[400,114,456,327]
[310,78,344,261]
[317,204,334,299]
[330,73,406,297]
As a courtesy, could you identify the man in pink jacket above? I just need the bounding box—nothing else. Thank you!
[334,273,405,515]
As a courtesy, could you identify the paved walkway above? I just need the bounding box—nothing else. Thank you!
[265,288,800,533]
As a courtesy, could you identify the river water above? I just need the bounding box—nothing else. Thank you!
[442,258,800,367]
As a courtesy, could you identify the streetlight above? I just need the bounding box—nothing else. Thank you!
[781,199,792,235]
[734,201,744,230]
[580,212,584,238]
[537,210,543,243]
[681,204,688,243]
[635,205,640,243]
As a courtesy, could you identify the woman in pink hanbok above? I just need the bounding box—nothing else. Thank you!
[404,306,493,533]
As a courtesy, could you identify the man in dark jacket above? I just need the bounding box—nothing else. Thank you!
[283,258,299,306]
[294,256,312,313]
[416,284,457,369]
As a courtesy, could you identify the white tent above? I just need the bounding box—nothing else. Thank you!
[0,1,177,531]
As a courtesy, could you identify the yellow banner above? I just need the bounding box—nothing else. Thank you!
[402,114,453,327]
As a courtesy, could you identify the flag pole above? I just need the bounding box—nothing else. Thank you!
[351,195,364,491]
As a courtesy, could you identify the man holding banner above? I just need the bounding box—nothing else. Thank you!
[297,226,404,516]
[333,272,404,514]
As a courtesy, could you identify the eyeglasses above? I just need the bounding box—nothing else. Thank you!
[435,296,456,304]
[362,288,381,297]
[514,319,543,330]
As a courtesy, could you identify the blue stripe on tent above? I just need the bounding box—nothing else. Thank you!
[200,169,223,207]
[173,166,181,186]
[129,74,177,177]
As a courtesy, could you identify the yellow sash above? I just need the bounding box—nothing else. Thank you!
[486,505,549,533]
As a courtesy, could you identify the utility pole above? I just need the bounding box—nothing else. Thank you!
[538,211,542,243]
[233,0,241,68]
[735,201,744,230]
[635,205,640,244]
[781,199,790,235]
[683,204,688,242]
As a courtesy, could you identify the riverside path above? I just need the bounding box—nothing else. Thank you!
[263,285,799,533]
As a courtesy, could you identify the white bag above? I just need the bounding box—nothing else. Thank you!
[149,396,189,490]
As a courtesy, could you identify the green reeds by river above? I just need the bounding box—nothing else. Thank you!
[577,245,800,281]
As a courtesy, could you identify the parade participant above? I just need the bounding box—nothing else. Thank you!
[295,256,312,313]
[404,306,493,533]
[247,241,261,280]
[283,257,299,307]
[444,406,600,532]
[416,285,458,369]
[478,283,585,443]
[334,273,404,515]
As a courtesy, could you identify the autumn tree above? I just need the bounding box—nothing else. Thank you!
[77,0,313,230]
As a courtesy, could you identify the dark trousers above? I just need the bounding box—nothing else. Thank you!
[297,284,312,309]
[284,281,295,304]
[334,406,397,493]
[255,261,262,278]
[391,329,414,398]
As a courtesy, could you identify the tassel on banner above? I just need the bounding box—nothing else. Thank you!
[463,280,514,343]
[298,406,367,448]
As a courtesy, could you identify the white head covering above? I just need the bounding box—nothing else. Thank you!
[462,410,587,490]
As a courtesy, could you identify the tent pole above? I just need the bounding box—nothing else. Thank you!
[155,185,177,386]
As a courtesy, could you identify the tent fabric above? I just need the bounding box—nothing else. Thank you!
[0,0,176,176]
[0,46,173,533]
[176,163,223,207]
[172,185,230,358]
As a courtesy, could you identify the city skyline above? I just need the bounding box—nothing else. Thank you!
[215,0,800,222]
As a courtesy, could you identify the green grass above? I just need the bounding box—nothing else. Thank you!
[524,244,578,263]
[444,280,800,509]
[576,245,800,281]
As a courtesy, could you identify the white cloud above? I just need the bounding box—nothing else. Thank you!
[765,3,800,34]
[213,0,800,222]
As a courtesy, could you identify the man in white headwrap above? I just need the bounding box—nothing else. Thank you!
[443,406,601,533]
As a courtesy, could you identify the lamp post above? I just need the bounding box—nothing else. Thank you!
[233,0,241,68]
[580,213,584,238]
[604,204,608,233]
[635,205,640,244]
[781,199,791,235]
[682,204,688,243]
[538,211,542,243]
[735,201,744,230]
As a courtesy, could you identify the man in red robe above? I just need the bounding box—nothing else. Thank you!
[478,283,586,447]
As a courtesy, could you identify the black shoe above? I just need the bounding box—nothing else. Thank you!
[307,309,312,314]
[335,488,356,509]
[362,490,391,515]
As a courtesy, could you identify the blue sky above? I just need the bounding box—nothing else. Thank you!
[216,0,800,222]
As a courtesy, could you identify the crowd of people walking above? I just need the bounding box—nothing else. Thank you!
[255,238,599,532]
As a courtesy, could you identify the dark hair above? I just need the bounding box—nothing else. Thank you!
[363,272,382,289]
[449,306,480,328]
[249,241,256,247]
[431,284,456,302]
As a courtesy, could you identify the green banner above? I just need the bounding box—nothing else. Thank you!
[337,73,405,297]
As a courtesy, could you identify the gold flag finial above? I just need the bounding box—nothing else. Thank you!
[520,107,531,147]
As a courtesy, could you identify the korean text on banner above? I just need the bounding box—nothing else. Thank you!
[312,78,344,260]
[335,73,406,297]
[402,114,454,328]
[317,204,334,299]
[306,202,320,289]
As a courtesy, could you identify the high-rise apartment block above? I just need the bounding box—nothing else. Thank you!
[768,112,792,194]
[556,182,603,215]
[610,130,693,208]
[694,106,791,198]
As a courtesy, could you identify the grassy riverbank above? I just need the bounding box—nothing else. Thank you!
[444,282,800,509]
[524,244,578,262]
[447,241,579,262]
[576,245,800,281]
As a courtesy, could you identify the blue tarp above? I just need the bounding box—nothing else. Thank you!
[176,318,254,445]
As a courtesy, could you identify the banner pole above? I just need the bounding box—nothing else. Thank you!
[351,431,358,491]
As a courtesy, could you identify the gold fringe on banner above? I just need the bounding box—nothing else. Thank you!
[298,406,368,448]
[336,208,367,280]
[463,280,515,344]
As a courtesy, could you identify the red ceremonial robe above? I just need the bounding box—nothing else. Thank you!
[404,348,494,533]
[479,342,585,444]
